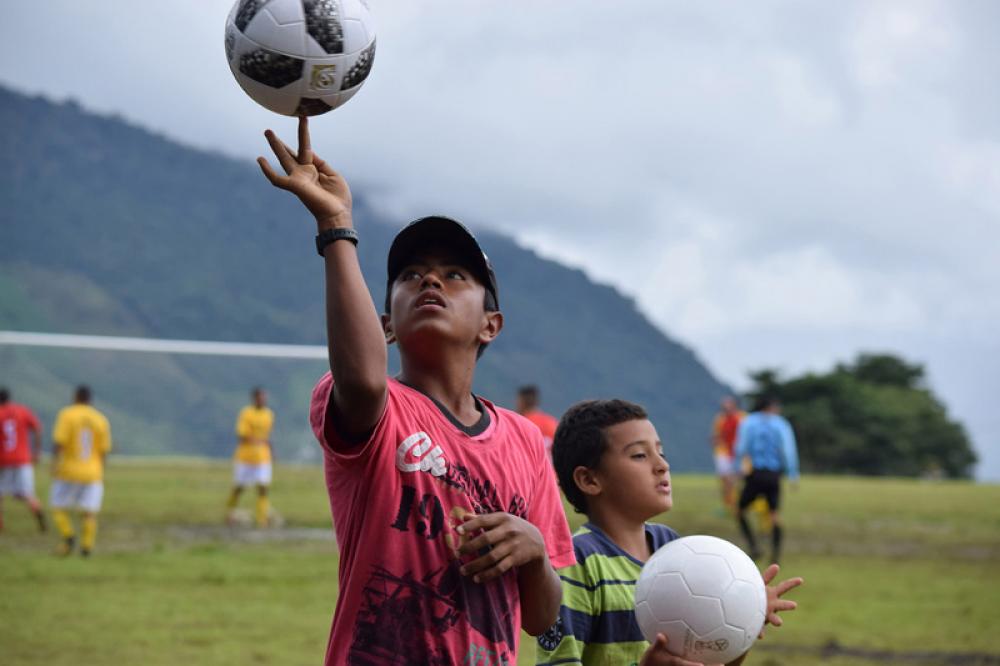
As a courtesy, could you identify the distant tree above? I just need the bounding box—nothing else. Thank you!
[843,353,925,389]
[746,353,976,479]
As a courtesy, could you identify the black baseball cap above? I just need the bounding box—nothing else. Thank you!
[385,215,499,311]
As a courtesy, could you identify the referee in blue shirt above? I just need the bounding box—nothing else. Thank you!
[734,395,800,564]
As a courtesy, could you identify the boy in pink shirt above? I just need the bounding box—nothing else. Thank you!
[259,118,574,665]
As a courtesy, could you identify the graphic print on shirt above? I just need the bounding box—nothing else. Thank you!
[396,431,447,477]
[349,430,527,664]
[348,558,513,665]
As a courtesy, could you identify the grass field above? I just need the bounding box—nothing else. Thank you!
[2,460,999,665]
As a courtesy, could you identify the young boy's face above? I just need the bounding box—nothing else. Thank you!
[593,418,672,519]
[385,246,498,356]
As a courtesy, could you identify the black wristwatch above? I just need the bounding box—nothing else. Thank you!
[315,227,359,256]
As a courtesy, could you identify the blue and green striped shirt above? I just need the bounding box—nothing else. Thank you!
[536,521,680,665]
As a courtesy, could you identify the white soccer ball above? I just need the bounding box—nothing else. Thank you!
[634,535,767,664]
[225,0,376,116]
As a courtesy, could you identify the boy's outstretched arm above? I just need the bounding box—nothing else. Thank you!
[258,117,387,438]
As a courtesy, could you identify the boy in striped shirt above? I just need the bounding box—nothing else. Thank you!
[537,399,802,665]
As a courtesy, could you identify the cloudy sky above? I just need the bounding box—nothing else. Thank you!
[3,1,998,479]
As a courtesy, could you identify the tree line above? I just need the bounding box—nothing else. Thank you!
[745,353,976,479]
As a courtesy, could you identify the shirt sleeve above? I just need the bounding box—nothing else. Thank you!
[780,418,799,480]
[25,408,41,433]
[527,448,575,569]
[309,371,390,464]
[99,414,112,454]
[52,411,68,448]
[235,408,250,438]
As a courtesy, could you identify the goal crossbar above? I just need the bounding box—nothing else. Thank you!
[0,331,327,360]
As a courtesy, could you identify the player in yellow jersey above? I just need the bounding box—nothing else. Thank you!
[225,387,275,528]
[50,386,112,557]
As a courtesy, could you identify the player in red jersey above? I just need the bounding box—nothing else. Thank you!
[0,387,46,532]
[710,396,745,514]
[516,385,559,455]
[259,117,573,665]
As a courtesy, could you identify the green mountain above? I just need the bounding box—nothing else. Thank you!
[0,84,727,470]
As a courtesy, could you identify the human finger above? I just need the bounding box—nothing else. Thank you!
[774,576,804,596]
[762,563,780,585]
[652,633,709,666]
[457,522,517,555]
[457,512,509,535]
[460,541,513,578]
[297,115,312,164]
[279,138,305,164]
[257,157,288,188]
[457,532,494,556]
[648,633,669,651]
[468,552,516,583]
[312,155,339,178]
[264,130,297,172]
[773,599,798,613]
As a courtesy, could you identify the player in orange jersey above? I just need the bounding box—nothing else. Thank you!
[516,385,559,456]
[710,396,745,514]
[0,387,46,533]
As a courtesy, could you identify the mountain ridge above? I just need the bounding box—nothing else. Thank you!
[1,84,727,470]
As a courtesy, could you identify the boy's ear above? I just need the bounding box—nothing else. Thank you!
[478,310,503,346]
[572,465,602,499]
[381,313,396,346]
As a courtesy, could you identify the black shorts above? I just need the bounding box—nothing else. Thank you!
[739,469,782,511]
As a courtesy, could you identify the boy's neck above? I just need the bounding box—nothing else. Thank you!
[587,506,653,563]
[399,358,480,427]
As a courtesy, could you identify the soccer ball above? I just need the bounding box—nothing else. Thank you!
[634,535,767,664]
[224,0,376,116]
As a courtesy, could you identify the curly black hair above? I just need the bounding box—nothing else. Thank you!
[552,399,648,514]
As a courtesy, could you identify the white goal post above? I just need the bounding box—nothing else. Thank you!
[0,331,327,360]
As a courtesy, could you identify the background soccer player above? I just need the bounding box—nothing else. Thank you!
[734,396,800,564]
[50,385,112,557]
[0,387,46,533]
[710,396,744,515]
[225,387,275,528]
[516,385,559,455]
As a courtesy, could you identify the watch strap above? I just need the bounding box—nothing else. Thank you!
[315,227,359,256]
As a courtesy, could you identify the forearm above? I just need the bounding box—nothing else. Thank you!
[323,232,386,387]
[518,555,562,635]
[320,215,387,434]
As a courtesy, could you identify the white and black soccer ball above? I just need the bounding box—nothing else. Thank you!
[225,0,375,116]
[634,535,767,664]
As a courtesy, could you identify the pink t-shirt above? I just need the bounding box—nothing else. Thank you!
[310,375,575,665]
